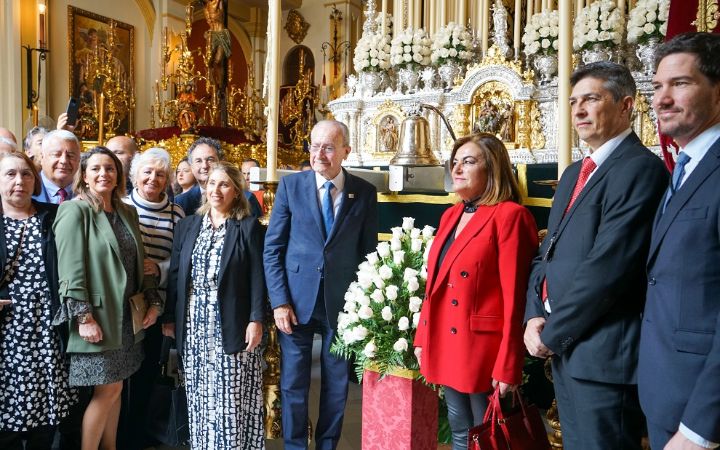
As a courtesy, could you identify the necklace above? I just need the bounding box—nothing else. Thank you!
[462,195,483,213]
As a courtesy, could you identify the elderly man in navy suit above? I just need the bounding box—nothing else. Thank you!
[639,32,720,450]
[264,120,377,450]
[175,136,261,217]
[524,62,668,450]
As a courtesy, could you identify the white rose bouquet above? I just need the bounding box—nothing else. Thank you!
[573,0,624,51]
[627,0,670,44]
[353,32,392,73]
[430,22,474,66]
[522,10,560,56]
[390,27,432,69]
[331,217,435,380]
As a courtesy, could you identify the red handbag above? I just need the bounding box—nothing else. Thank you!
[468,388,551,450]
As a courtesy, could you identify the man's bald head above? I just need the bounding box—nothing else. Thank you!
[105,135,138,175]
[0,137,17,154]
[0,128,17,144]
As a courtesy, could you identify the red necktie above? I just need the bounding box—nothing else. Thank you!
[57,188,67,203]
[542,157,597,306]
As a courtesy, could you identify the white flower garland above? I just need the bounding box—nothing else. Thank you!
[573,0,623,51]
[430,22,474,66]
[390,27,432,69]
[627,0,670,44]
[522,10,560,56]
[353,32,392,73]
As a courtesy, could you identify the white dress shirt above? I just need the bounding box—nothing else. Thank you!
[315,170,345,218]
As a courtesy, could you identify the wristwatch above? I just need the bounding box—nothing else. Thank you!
[77,313,93,324]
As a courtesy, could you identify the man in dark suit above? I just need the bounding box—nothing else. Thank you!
[175,137,261,217]
[264,120,377,450]
[639,32,720,450]
[524,62,668,450]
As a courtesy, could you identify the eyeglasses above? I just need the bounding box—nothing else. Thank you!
[309,144,337,155]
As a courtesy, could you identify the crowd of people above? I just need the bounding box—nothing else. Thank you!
[0,31,718,450]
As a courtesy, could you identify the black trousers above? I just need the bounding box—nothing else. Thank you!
[0,426,55,450]
[551,356,644,450]
[444,386,490,450]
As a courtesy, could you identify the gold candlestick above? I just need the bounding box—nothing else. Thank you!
[98,92,105,145]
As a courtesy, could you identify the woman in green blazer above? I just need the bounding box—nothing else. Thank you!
[53,147,159,450]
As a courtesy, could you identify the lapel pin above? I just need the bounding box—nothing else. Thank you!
[349,193,355,199]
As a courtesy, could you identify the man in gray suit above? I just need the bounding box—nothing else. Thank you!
[264,120,377,450]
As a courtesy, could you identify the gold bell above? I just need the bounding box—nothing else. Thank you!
[390,112,440,166]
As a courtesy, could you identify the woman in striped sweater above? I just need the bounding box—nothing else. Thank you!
[121,147,184,449]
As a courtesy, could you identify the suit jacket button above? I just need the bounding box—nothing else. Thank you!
[450,327,457,334]
[460,271,469,278]
[648,277,656,286]
[451,299,458,306]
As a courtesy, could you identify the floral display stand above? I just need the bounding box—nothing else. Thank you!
[362,368,438,450]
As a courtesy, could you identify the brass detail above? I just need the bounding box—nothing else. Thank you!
[285,9,310,45]
[279,49,316,150]
[259,181,278,226]
[391,113,441,166]
[263,322,282,439]
[455,104,472,138]
[377,193,457,204]
[516,164,553,208]
[515,100,532,150]
[634,94,659,147]
[466,44,534,82]
[471,81,515,143]
[227,61,266,141]
[692,0,719,32]
[529,101,546,150]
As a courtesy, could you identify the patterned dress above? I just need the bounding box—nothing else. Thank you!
[0,215,78,431]
[184,215,264,450]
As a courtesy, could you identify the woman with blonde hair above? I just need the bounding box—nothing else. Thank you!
[164,161,266,449]
[53,146,159,450]
[414,133,538,450]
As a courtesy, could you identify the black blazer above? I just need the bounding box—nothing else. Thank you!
[525,132,668,384]
[0,201,67,349]
[164,214,266,356]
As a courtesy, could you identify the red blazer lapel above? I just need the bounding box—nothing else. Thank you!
[428,204,497,297]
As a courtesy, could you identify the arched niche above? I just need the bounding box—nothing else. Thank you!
[283,45,315,85]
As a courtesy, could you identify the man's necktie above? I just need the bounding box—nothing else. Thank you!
[322,180,335,237]
[662,152,691,213]
[57,188,68,204]
[542,157,597,311]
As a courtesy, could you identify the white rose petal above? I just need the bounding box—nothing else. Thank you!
[363,341,377,358]
[393,250,405,265]
[393,337,409,352]
[412,312,420,328]
[390,237,402,251]
[385,285,399,301]
[379,265,393,280]
[407,277,420,293]
[422,225,435,239]
[358,305,374,320]
[353,325,368,341]
[398,316,410,331]
[370,290,384,303]
[381,305,393,321]
[366,252,379,265]
[402,217,415,230]
[377,241,391,258]
[409,296,423,313]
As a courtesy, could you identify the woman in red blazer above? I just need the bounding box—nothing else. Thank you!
[414,133,537,450]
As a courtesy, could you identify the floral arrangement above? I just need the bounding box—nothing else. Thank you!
[353,32,392,73]
[627,0,670,44]
[390,27,432,69]
[331,217,435,380]
[430,22,474,66]
[522,10,560,56]
[572,0,623,51]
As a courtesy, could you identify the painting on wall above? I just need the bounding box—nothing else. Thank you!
[67,6,134,136]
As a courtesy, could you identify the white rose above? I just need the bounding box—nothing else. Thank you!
[407,277,420,293]
[402,217,415,230]
[643,23,656,34]
[344,301,357,313]
[366,252,379,265]
[398,316,410,331]
[390,237,402,251]
[377,241,391,257]
[363,341,377,358]
[411,238,423,253]
[347,311,359,324]
[344,290,354,302]
[379,265,393,280]
[413,53,423,63]
[385,285,399,301]
[391,226,403,239]
[587,29,599,41]
[645,10,657,22]
[368,290,382,304]
[403,267,419,281]
[381,305,393,321]
[357,271,373,289]
[409,296,423,313]
[541,38,550,49]
[440,48,449,58]
[403,54,412,62]
[342,329,357,345]
[412,312,420,328]
[660,22,667,35]
[372,275,386,290]
[358,305,373,320]
[423,239,433,261]
[422,225,435,239]
[393,338,409,352]
[419,265,428,280]
[353,325,368,341]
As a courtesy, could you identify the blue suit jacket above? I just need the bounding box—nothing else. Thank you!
[640,137,720,442]
[263,169,378,329]
[175,183,262,217]
[526,133,668,384]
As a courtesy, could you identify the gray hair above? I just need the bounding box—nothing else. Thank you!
[129,147,172,186]
[0,137,17,151]
[570,61,637,102]
[24,126,48,150]
[312,120,350,147]
[41,129,80,153]
[187,137,223,160]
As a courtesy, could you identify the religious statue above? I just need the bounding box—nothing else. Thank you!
[492,0,512,58]
[204,0,231,88]
[380,116,398,152]
[284,9,310,44]
[177,82,200,133]
[474,99,513,141]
